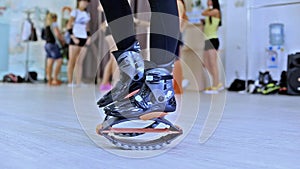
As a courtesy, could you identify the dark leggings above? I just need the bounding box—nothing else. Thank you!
[99,0,179,69]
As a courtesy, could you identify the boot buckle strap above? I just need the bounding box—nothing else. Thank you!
[146,74,173,82]
[130,95,148,110]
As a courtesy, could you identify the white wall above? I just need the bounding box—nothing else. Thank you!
[249,0,300,7]
[224,0,300,85]
[0,23,9,71]
[224,0,248,86]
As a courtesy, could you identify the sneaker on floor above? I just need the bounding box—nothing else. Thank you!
[99,84,112,91]
[182,79,189,89]
[215,83,224,91]
[67,83,77,88]
[203,83,224,94]
[203,87,219,94]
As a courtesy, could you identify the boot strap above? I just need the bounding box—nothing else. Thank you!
[130,95,148,110]
[146,74,173,83]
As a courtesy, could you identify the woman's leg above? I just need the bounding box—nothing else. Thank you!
[68,45,81,84]
[101,54,114,85]
[207,49,220,87]
[99,0,136,50]
[148,0,179,70]
[99,55,114,91]
[97,0,145,107]
[105,35,119,85]
[203,50,213,87]
[110,54,119,85]
[173,44,183,94]
[53,58,63,84]
[103,0,181,115]
[46,58,54,84]
[173,59,183,94]
[75,46,87,85]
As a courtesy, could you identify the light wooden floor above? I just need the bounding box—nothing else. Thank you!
[0,83,299,169]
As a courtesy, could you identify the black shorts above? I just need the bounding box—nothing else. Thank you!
[70,37,87,47]
[204,38,220,51]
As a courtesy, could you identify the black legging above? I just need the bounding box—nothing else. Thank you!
[99,0,179,69]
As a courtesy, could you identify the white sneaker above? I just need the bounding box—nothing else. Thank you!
[203,87,219,94]
[67,83,77,88]
[182,79,189,89]
[216,83,225,91]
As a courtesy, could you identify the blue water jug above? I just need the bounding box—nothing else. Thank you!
[269,23,284,46]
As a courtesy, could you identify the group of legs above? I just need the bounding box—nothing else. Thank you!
[45,42,63,86]
[97,0,180,117]
[95,0,222,149]
[46,56,63,85]
[99,36,186,94]
[99,34,118,91]
[98,0,221,96]
[99,44,186,95]
[45,45,86,87]
[203,39,223,94]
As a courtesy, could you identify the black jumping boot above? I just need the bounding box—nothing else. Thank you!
[97,41,144,107]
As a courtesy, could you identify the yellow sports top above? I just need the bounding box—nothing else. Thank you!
[204,16,220,40]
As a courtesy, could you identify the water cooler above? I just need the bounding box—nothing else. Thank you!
[265,23,285,80]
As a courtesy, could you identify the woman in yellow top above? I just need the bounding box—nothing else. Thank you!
[202,0,224,94]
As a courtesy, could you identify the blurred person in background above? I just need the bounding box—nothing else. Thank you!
[202,0,223,94]
[67,0,91,87]
[44,13,65,86]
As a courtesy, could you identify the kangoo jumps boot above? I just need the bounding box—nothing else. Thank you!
[97,41,144,107]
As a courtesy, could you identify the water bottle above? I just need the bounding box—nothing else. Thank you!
[269,23,284,46]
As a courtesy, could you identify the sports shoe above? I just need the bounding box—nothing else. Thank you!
[97,41,144,107]
[67,83,77,88]
[99,84,113,91]
[182,79,189,89]
[203,83,224,94]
